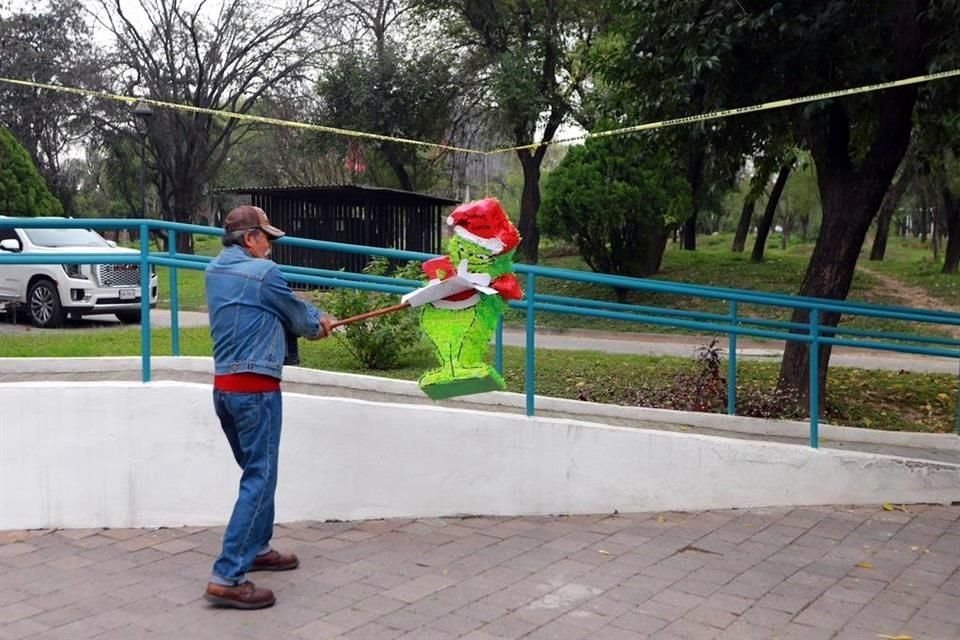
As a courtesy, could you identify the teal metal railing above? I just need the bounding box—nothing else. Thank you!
[3,216,960,448]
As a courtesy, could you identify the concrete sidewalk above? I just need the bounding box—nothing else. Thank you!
[1,506,958,639]
[151,310,960,373]
[498,327,959,374]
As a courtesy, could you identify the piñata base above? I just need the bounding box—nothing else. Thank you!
[419,367,505,400]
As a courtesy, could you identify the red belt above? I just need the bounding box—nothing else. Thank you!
[214,373,280,393]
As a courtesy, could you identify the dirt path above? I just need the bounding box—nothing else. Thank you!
[857,263,960,338]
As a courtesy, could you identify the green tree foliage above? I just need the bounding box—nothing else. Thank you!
[316,43,460,192]
[599,0,781,251]
[416,0,606,264]
[911,33,960,272]
[0,0,104,215]
[541,135,689,298]
[71,138,154,218]
[0,127,63,216]
[321,258,424,369]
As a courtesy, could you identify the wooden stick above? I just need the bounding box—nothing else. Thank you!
[328,302,411,330]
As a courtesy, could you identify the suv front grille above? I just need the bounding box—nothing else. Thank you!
[97,264,141,287]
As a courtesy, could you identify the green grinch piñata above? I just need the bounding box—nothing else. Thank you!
[418,198,523,400]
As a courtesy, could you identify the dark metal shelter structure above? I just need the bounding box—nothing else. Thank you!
[217,185,459,274]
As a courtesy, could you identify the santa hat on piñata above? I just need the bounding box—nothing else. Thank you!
[447,198,520,255]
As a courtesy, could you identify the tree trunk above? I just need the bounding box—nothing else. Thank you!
[391,161,414,192]
[932,203,941,261]
[383,146,415,192]
[169,189,197,254]
[654,232,669,272]
[611,229,670,302]
[870,208,894,261]
[777,0,927,408]
[779,189,915,413]
[731,195,756,252]
[921,203,929,243]
[681,144,706,251]
[942,188,960,273]
[751,163,793,262]
[869,159,913,260]
[516,150,542,264]
[801,212,812,241]
[776,201,872,411]
[681,215,697,250]
[175,231,194,254]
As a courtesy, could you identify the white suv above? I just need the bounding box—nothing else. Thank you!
[0,219,159,328]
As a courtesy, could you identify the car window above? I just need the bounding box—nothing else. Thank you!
[22,227,110,248]
[0,227,18,243]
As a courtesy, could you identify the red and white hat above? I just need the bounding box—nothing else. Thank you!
[446,198,520,255]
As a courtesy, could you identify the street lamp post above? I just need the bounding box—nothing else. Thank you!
[130,101,153,218]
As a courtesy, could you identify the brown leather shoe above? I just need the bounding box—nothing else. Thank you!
[204,581,275,609]
[250,549,299,572]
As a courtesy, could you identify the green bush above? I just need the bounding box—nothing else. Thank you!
[0,127,62,216]
[540,134,689,298]
[318,258,425,370]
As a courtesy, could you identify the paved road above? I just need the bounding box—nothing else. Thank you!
[1,505,958,639]
[2,308,956,374]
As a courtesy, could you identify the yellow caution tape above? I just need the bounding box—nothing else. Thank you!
[2,68,959,157]
[489,68,960,154]
[0,76,479,155]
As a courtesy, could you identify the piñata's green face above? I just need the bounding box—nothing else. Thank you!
[449,235,492,271]
[448,236,514,279]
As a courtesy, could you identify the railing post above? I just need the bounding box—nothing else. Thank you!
[525,272,536,417]
[168,228,180,356]
[728,300,738,416]
[495,315,504,375]
[139,223,151,383]
[809,309,820,448]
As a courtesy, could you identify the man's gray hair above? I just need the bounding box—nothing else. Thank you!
[222,228,255,247]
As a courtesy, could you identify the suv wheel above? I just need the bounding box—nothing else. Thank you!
[115,310,142,324]
[27,279,65,328]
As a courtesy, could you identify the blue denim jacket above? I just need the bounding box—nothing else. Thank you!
[205,246,322,379]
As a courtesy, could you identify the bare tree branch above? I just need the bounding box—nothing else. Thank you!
[93,0,345,249]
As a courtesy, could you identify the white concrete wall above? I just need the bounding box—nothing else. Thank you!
[4,356,960,454]
[1,380,959,531]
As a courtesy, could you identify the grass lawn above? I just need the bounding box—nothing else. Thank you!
[152,233,218,312]
[2,325,956,434]
[155,266,207,312]
[861,237,960,309]
[503,235,938,339]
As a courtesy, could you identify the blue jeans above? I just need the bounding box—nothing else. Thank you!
[210,389,283,586]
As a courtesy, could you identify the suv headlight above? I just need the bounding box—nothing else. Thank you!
[62,264,88,280]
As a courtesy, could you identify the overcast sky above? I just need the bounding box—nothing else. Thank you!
[2,0,587,149]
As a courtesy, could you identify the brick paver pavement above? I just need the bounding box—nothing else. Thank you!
[1,506,959,639]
